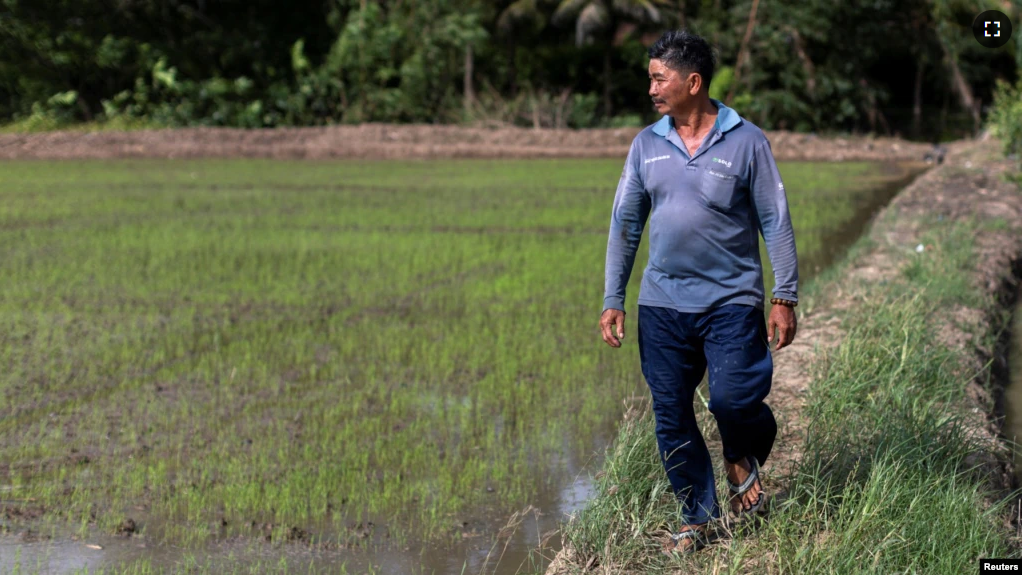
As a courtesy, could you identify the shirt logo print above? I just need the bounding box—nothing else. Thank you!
[644,155,670,164]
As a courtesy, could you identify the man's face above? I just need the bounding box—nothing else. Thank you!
[649,59,700,116]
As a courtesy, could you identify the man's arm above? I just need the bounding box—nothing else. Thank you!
[603,140,652,313]
[749,138,798,302]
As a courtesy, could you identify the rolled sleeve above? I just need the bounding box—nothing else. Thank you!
[603,140,651,312]
[750,138,799,302]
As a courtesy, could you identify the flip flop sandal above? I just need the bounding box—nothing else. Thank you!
[727,455,767,517]
[667,524,713,554]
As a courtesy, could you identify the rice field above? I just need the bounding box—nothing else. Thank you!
[0,158,923,573]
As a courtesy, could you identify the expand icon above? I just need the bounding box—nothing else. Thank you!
[973,10,1013,48]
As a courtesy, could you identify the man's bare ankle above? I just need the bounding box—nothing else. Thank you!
[725,463,748,483]
[725,457,753,478]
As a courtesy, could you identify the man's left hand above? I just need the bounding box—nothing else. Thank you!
[767,304,797,351]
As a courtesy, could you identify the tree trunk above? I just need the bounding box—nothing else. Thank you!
[77,99,93,121]
[508,42,518,97]
[938,35,980,135]
[940,88,948,140]
[678,0,686,29]
[858,80,890,135]
[713,0,721,46]
[603,48,613,118]
[786,26,815,98]
[862,79,877,133]
[912,57,925,139]
[75,82,93,121]
[878,108,891,136]
[555,87,572,129]
[726,0,760,106]
[463,43,475,118]
[531,88,541,130]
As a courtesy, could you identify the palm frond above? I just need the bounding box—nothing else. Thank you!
[497,0,540,35]
[611,0,663,23]
[575,1,610,45]
[552,0,592,27]
[636,0,666,22]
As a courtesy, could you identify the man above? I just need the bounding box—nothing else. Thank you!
[599,30,798,553]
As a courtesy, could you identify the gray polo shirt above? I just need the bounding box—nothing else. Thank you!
[603,98,798,313]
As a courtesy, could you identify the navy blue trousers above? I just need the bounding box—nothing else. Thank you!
[637,303,776,525]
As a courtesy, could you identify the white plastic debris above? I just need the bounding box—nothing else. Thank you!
[916,244,925,253]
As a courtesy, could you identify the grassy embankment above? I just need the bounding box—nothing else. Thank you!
[0,158,918,572]
[559,146,1022,573]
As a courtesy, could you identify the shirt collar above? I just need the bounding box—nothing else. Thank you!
[651,98,740,137]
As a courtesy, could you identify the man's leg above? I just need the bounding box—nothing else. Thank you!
[702,304,777,472]
[638,305,720,525]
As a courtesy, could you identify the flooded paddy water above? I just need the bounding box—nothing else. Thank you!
[0,158,926,574]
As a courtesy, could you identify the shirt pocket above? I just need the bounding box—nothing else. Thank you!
[700,166,739,211]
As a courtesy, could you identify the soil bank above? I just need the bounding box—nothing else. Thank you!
[0,124,938,162]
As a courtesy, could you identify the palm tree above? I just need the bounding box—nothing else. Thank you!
[494,0,551,104]
[928,0,987,134]
[494,0,555,127]
[497,0,549,35]
[551,0,670,117]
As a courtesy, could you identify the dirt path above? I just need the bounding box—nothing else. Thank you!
[0,125,937,162]
[548,132,1022,574]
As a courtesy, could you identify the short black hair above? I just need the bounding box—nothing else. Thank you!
[648,30,716,90]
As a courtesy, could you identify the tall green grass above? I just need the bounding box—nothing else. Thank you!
[561,217,1018,573]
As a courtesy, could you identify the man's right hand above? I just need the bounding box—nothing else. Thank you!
[600,309,626,348]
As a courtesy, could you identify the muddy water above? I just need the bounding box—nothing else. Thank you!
[1,444,601,574]
[0,163,927,575]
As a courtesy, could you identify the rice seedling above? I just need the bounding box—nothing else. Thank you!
[0,158,921,572]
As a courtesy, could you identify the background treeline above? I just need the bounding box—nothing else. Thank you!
[0,0,1019,140]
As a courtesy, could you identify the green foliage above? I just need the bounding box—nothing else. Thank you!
[988,76,1022,161]
[0,0,1017,132]
[707,65,733,102]
[604,113,645,128]
[569,92,601,127]
[98,47,263,128]
[0,90,82,132]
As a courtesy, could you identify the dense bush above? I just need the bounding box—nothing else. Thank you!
[0,0,1018,135]
[989,76,1022,161]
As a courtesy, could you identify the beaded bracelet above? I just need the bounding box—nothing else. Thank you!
[770,298,798,307]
